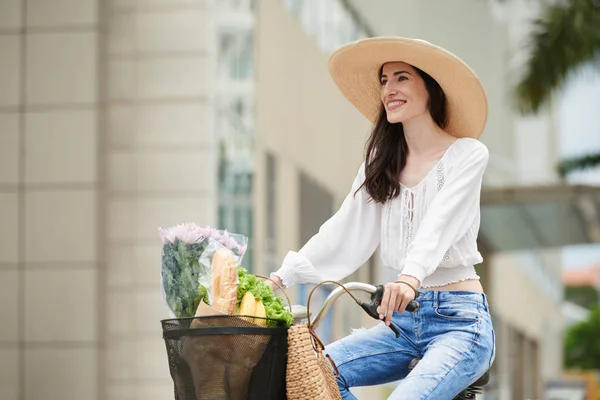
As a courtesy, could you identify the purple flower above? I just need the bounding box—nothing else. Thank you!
[159,223,248,257]
[225,237,237,250]
[158,222,204,244]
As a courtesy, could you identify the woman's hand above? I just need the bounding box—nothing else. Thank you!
[268,274,284,292]
[379,275,419,326]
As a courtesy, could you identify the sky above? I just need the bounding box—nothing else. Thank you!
[562,244,600,270]
[557,65,600,270]
[557,64,600,185]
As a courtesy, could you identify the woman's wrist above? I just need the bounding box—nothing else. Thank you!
[396,274,420,288]
[268,273,287,290]
[395,274,420,298]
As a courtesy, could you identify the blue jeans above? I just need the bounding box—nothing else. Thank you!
[324,290,496,399]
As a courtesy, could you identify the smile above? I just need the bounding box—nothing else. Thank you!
[387,100,406,110]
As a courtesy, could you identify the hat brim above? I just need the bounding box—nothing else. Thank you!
[328,37,488,139]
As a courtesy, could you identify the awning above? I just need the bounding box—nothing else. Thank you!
[479,184,600,252]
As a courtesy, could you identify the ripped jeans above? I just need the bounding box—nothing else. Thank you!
[324,290,496,400]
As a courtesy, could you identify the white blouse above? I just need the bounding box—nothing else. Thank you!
[273,138,490,289]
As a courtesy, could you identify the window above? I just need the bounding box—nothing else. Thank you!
[266,153,278,272]
[215,9,255,271]
[215,0,254,12]
[281,0,373,53]
[217,30,254,81]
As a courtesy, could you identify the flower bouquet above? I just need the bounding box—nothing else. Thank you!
[159,223,248,319]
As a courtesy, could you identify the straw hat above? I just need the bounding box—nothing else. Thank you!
[328,37,488,139]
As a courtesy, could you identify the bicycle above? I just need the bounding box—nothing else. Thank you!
[161,280,490,399]
[293,282,490,400]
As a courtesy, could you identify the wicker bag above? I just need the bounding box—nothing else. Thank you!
[286,281,344,400]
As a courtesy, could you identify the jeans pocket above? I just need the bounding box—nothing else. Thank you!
[434,302,480,323]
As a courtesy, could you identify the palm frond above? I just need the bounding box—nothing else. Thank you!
[515,0,600,114]
[557,151,600,177]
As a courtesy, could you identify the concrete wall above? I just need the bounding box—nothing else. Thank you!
[103,1,216,399]
[0,1,101,399]
[0,0,217,399]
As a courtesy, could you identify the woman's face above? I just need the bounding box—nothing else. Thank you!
[380,62,430,124]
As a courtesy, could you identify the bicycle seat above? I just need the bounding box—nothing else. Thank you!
[408,357,490,387]
[472,369,490,387]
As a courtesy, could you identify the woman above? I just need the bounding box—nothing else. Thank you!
[270,37,495,399]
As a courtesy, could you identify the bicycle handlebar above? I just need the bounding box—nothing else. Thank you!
[307,282,419,338]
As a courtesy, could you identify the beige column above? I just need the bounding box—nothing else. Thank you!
[103,0,216,399]
[0,0,101,399]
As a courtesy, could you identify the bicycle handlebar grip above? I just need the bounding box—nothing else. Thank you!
[405,300,419,313]
[356,284,419,338]
[375,284,419,313]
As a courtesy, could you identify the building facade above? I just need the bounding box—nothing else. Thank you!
[0,0,587,399]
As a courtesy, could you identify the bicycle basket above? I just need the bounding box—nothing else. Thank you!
[161,315,288,400]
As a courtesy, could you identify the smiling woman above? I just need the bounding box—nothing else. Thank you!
[270,37,495,400]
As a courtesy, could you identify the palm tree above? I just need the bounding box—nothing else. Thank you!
[515,0,600,177]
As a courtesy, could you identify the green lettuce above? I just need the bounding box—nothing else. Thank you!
[237,267,293,327]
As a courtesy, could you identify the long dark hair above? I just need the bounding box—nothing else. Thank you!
[356,66,448,203]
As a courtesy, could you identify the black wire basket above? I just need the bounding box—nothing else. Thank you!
[161,315,289,400]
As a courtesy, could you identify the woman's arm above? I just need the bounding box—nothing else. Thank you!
[271,162,382,288]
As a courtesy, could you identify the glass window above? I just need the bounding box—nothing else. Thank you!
[217,30,254,81]
[218,204,228,230]
[288,0,304,16]
[216,0,254,11]
[299,0,315,37]
[280,0,372,53]
[266,153,278,271]
[216,8,255,271]
[234,206,243,233]
[328,0,346,50]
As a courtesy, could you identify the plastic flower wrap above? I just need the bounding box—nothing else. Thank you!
[159,223,248,318]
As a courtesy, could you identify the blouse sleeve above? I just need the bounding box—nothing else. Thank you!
[272,162,382,288]
[401,140,490,285]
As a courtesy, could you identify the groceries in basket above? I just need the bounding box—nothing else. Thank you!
[159,223,291,400]
[159,222,293,326]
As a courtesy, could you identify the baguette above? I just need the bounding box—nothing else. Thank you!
[211,248,238,314]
